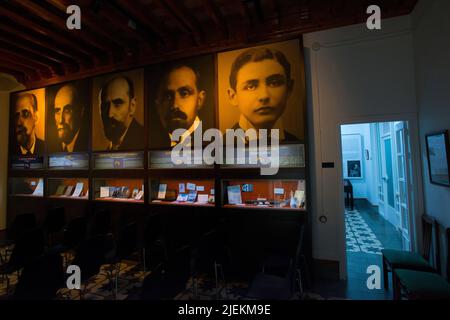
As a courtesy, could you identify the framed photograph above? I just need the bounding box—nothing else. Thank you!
[146,54,215,149]
[10,88,46,156]
[217,39,305,144]
[426,130,450,187]
[347,160,362,178]
[342,134,363,179]
[92,69,145,151]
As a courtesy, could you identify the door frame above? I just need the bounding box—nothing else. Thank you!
[336,113,423,280]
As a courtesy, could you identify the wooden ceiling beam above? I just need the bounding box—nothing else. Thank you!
[0,22,89,69]
[0,33,79,73]
[201,0,229,38]
[13,0,115,58]
[0,7,97,61]
[114,0,174,48]
[0,61,41,82]
[155,0,203,45]
[0,52,52,79]
[45,0,131,51]
[0,67,26,85]
[0,45,62,77]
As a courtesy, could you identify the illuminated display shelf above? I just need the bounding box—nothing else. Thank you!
[222,179,306,211]
[149,178,215,207]
[93,178,145,203]
[9,177,44,197]
[47,178,89,200]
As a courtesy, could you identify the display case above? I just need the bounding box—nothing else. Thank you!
[48,153,89,170]
[93,152,144,170]
[149,178,215,207]
[48,178,89,200]
[222,179,306,211]
[11,155,45,170]
[149,150,213,169]
[222,144,305,168]
[93,178,145,203]
[9,177,44,197]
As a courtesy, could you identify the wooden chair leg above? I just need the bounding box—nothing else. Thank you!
[382,256,389,290]
[392,270,401,300]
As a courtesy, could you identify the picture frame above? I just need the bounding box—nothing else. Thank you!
[425,130,450,187]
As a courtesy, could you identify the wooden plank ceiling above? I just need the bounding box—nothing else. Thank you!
[0,0,417,88]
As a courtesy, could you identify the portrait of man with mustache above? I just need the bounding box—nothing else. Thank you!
[13,92,45,156]
[48,82,89,153]
[155,64,206,148]
[99,76,144,151]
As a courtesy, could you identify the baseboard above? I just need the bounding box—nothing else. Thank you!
[312,259,340,280]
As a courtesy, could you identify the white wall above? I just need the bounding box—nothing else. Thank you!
[341,123,378,205]
[304,15,419,278]
[413,0,450,274]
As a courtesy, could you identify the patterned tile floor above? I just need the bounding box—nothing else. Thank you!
[346,210,384,255]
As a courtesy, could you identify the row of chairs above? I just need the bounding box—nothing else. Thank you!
[139,222,309,300]
[381,215,450,299]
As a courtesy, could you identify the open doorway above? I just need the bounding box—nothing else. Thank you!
[340,121,414,298]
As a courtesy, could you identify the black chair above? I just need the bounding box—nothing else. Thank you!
[0,227,45,295]
[57,216,88,268]
[191,229,231,299]
[88,208,112,237]
[70,233,116,299]
[140,245,192,300]
[142,214,162,272]
[246,225,306,300]
[13,251,64,300]
[43,207,66,246]
[2,213,37,246]
[106,221,138,299]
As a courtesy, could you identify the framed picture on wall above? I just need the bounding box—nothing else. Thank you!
[347,160,362,178]
[425,130,450,187]
[342,134,363,179]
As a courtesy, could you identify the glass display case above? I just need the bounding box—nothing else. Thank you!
[48,153,89,170]
[9,177,44,197]
[149,178,215,207]
[149,150,213,169]
[11,155,45,170]
[93,152,144,169]
[222,179,306,211]
[48,178,89,199]
[93,178,145,203]
[222,144,305,168]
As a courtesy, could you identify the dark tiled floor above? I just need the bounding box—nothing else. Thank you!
[313,199,404,300]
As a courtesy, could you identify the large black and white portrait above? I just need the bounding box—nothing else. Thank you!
[10,89,46,156]
[46,80,90,153]
[92,69,145,151]
[147,55,215,149]
[218,39,305,144]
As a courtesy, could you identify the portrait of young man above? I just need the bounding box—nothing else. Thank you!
[11,89,46,156]
[147,55,215,149]
[46,81,89,153]
[218,39,305,145]
[92,70,145,151]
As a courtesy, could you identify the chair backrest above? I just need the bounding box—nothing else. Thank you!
[446,228,450,280]
[7,213,37,241]
[8,228,45,271]
[116,221,137,260]
[421,215,436,261]
[13,251,64,300]
[63,216,88,249]
[72,234,112,282]
[89,208,112,236]
[43,207,66,234]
